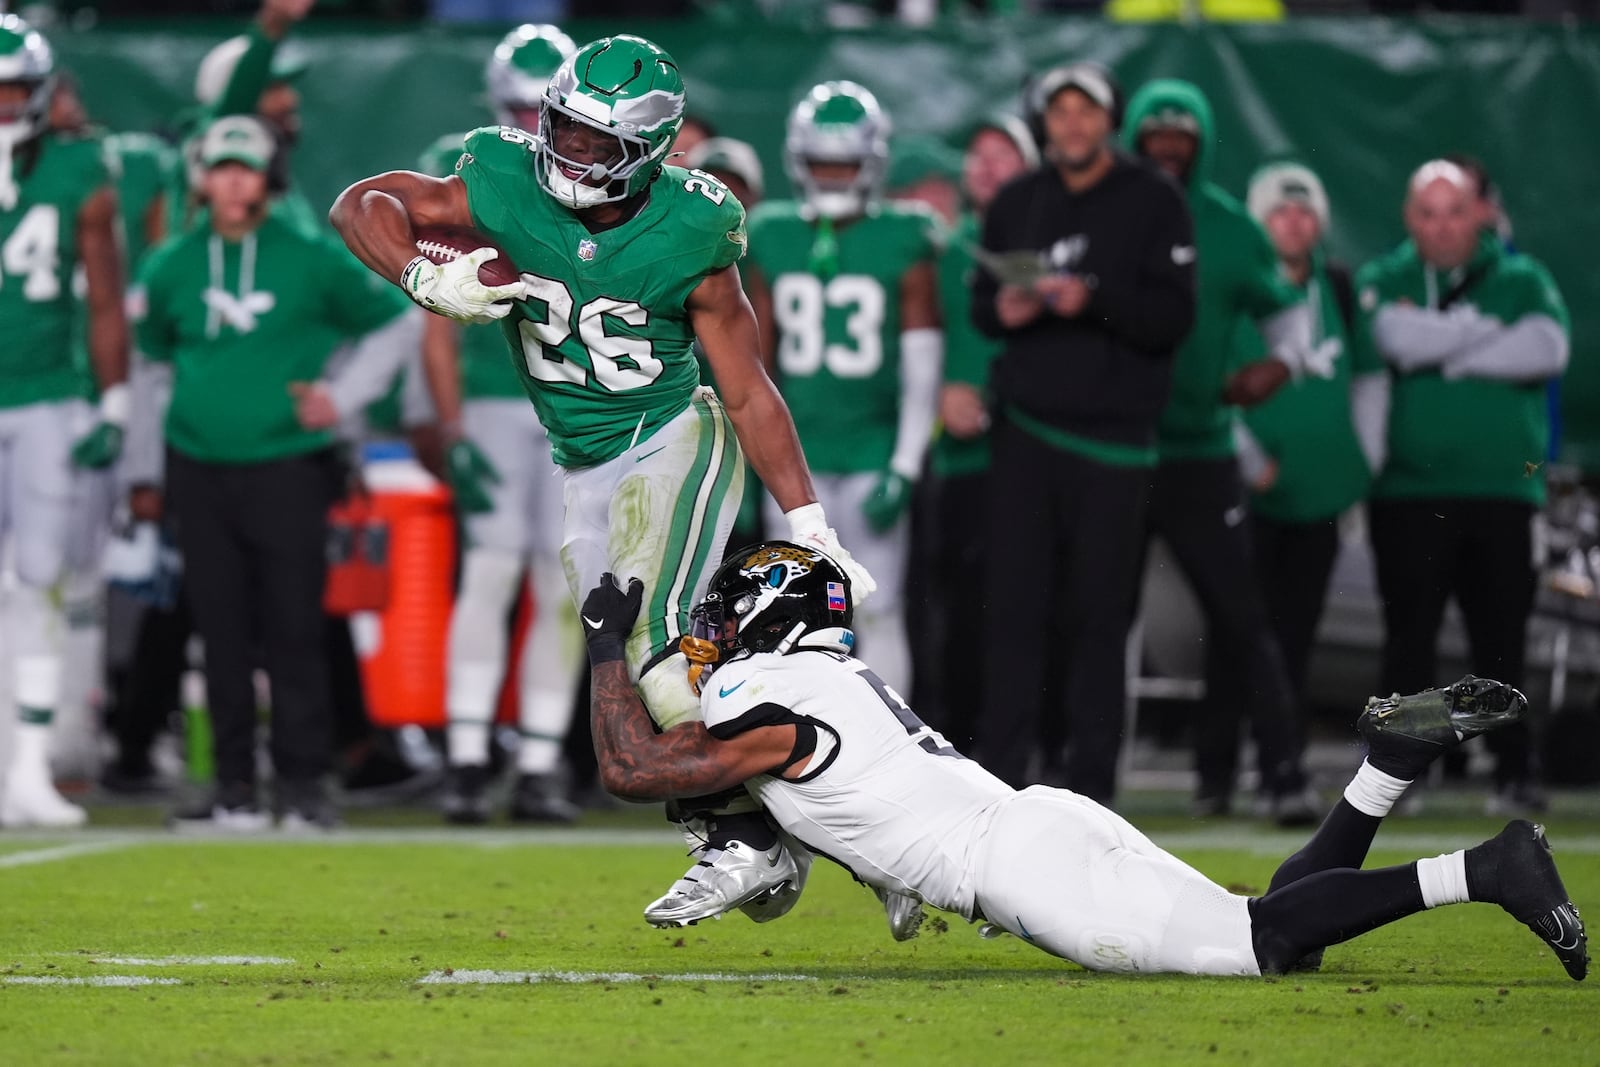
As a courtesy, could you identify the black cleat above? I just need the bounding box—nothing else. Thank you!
[508,772,581,824]
[276,778,341,832]
[1357,676,1526,780]
[441,764,494,825]
[1475,820,1588,981]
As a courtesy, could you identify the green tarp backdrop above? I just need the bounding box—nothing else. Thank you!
[53,17,1600,465]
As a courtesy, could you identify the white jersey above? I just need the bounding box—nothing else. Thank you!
[699,648,1014,919]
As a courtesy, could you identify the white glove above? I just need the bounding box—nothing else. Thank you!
[786,502,878,604]
[401,248,524,324]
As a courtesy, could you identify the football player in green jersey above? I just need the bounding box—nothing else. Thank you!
[413,25,586,824]
[744,81,943,697]
[52,75,181,783]
[0,16,130,827]
[330,35,878,926]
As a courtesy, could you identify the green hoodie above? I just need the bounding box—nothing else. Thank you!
[1121,80,1303,461]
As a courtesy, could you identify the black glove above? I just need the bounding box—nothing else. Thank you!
[581,572,643,664]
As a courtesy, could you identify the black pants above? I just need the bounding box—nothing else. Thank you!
[109,590,192,777]
[1149,457,1305,799]
[168,447,341,789]
[1249,513,1341,702]
[979,420,1150,802]
[1369,497,1538,787]
[928,469,987,753]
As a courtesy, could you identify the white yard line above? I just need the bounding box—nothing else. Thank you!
[0,839,134,869]
[1,976,182,987]
[82,955,293,966]
[418,969,817,985]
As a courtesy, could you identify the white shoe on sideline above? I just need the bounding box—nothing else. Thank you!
[0,767,87,828]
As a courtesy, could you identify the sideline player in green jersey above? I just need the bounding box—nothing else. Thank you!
[330,35,880,926]
[412,25,587,825]
[50,73,180,784]
[0,16,130,827]
[744,81,943,697]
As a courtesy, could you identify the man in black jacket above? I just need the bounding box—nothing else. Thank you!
[970,63,1195,802]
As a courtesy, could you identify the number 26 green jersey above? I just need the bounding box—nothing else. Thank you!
[746,200,939,474]
[455,126,748,469]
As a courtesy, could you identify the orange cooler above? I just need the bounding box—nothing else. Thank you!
[349,449,456,728]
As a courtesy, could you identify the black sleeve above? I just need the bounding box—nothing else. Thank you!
[1084,178,1197,355]
[705,700,822,779]
[969,183,1009,339]
[705,701,794,741]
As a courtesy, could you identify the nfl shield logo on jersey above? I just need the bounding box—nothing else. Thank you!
[826,581,847,613]
[577,238,598,261]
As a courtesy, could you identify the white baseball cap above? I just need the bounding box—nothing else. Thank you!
[1247,161,1330,231]
[199,114,275,172]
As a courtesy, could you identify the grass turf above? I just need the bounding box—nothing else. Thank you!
[1,811,1594,1066]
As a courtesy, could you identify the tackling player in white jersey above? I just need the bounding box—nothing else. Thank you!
[578,543,1588,980]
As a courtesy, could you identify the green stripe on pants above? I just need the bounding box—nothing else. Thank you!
[647,396,721,653]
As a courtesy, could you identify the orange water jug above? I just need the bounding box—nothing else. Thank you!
[348,448,456,728]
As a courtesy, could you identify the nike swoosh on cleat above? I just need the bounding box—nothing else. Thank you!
[1540,908,1583,952]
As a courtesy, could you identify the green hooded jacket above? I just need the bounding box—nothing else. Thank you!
[1121,80,1303,461]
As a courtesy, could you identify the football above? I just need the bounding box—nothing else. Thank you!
[412,224,521,288]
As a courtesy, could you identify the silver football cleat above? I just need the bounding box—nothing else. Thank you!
[877,886,926,942]
[643,840,799,928]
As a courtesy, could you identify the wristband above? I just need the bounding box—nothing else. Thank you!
[401,256,432,301]
[97,382,131,427]
[785,502,827,541]
[587,636,627,665]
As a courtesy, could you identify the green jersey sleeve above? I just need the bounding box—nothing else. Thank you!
[317,236,412,336]
[1238,215,1302,320]
[1506,258,1569,332]
[940,213,993,388]
[663,164,748,277]
[457,125,541,238]
[133,241,180,363]
[107,132,178,270]
[211,24,277,120]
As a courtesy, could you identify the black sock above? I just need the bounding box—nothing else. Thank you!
[706,810,778,852]
[1267,798,1383,893]
[1252,863,1427,974]
[1463,838,1500,904]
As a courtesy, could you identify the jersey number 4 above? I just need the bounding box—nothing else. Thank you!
[516,273,664,391]
[0,205,61,302]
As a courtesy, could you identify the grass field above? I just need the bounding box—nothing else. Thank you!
[2,801,1596,1066]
